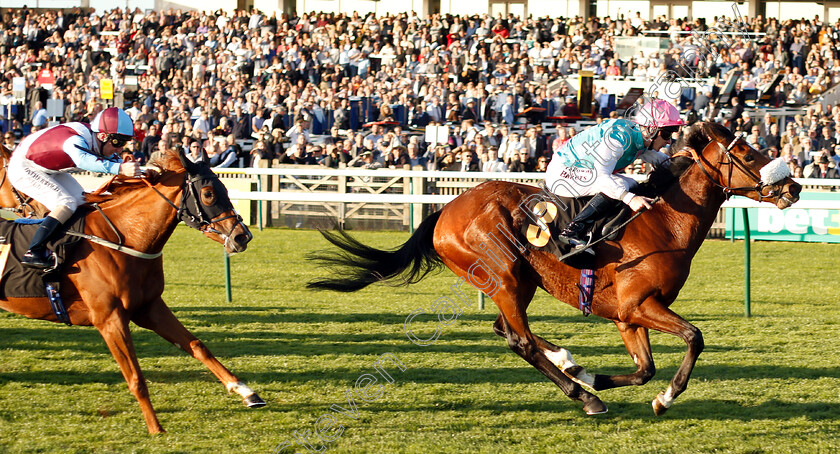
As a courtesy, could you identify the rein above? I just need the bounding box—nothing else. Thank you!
[65,230,163,259]
[65,202,161,259]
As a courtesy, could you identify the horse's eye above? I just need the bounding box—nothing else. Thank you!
[201,186,217,206]
[744,154,754,162]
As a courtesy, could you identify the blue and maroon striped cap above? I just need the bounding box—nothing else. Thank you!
[91,107,135,138]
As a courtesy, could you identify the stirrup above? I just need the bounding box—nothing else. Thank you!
[557,227,590,246]
[21,249,58,271]
[557,231,595,256]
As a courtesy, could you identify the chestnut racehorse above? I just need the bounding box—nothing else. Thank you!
[309,122,801,415]
[0,149,263,433]
[0,144,48,217]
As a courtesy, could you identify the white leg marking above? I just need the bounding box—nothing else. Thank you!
[544,348,575,369]
[544,348,596,388]
[227,381,256,398]
[657,385,676,409]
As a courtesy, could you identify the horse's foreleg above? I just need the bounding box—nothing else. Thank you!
[493,293,607,415]
[585,322,656,391]
[95,309,164,434]
[131,297,266,408]
[626,299,704,415]
[532,337,598,390]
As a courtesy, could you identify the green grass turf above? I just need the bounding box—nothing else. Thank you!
[0,226,838,453]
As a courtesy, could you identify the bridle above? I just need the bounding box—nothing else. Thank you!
[683,132,784,203]
[143,167,251,249]
[64,163,250,261]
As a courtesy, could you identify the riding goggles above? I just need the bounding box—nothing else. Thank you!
[108,136,131,148]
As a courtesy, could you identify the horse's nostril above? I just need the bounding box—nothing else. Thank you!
[235,234,250,247]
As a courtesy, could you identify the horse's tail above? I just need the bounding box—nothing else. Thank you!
[307,210,443,292]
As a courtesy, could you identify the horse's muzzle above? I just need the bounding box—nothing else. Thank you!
[776,181,801,209]
[229,231,252,253]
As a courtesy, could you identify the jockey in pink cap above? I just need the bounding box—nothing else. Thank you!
[544,99,685,247]
[9,107,142,269]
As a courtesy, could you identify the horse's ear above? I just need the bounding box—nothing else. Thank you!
[177,148,197,173]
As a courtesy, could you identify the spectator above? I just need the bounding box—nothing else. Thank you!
[535,156,550,172]
[806,155,839,178]
[4,5,833,176]
[407,143,429,169]
[479,145,507,172]
[250,140,274,167]
[439,152,459,171]
[31,101,48,131]
[3,132,17,150]
[764,123,781,150]
[140,123,161,163]
[286,120,311,146]
[323,144,351,168]
[187,140,204,163]
[211,136,240,168]
[501,94,516,125]
[456,150,480,172]
[508,150,535,172]
[385,146,410,169]
[350,150,383,169]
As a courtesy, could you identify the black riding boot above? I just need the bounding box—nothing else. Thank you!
[21,217,62,270]
[559,193,618,247]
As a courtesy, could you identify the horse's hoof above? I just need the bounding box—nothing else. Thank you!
[583,397,608,415]
[652,396,670,416]
[244,393,267,408]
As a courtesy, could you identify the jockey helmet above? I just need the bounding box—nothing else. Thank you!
[91,107,135,140]
[633,99,685,129]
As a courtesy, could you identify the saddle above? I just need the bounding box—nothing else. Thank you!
[0,212,86,299]
[519,193,631,269]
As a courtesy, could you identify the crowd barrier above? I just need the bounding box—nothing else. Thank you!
[211,166,840,237]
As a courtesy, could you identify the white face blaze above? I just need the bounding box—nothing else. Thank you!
[760,158,792,185]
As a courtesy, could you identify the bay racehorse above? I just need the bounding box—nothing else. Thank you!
[308,122,801,415]
[0,144,48,217]
[0,149,263,433]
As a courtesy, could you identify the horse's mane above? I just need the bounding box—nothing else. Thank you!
[85,150,185,204]
[672,121,733,154]
[633,156,694,198]
[633,121,727,198]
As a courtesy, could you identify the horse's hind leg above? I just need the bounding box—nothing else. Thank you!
[131,297,266,408]
[538,322,657,391]
[491,288,607,415]
[95,308,164,434]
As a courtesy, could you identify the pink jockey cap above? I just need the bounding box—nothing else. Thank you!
[633,99,685,128]
[91,107,135,138]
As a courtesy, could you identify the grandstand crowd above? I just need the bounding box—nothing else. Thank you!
[1,6,840,178]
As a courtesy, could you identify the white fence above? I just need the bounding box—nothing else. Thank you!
[210,166,840,235]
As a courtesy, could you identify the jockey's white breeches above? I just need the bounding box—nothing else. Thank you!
[9,150,85,213]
